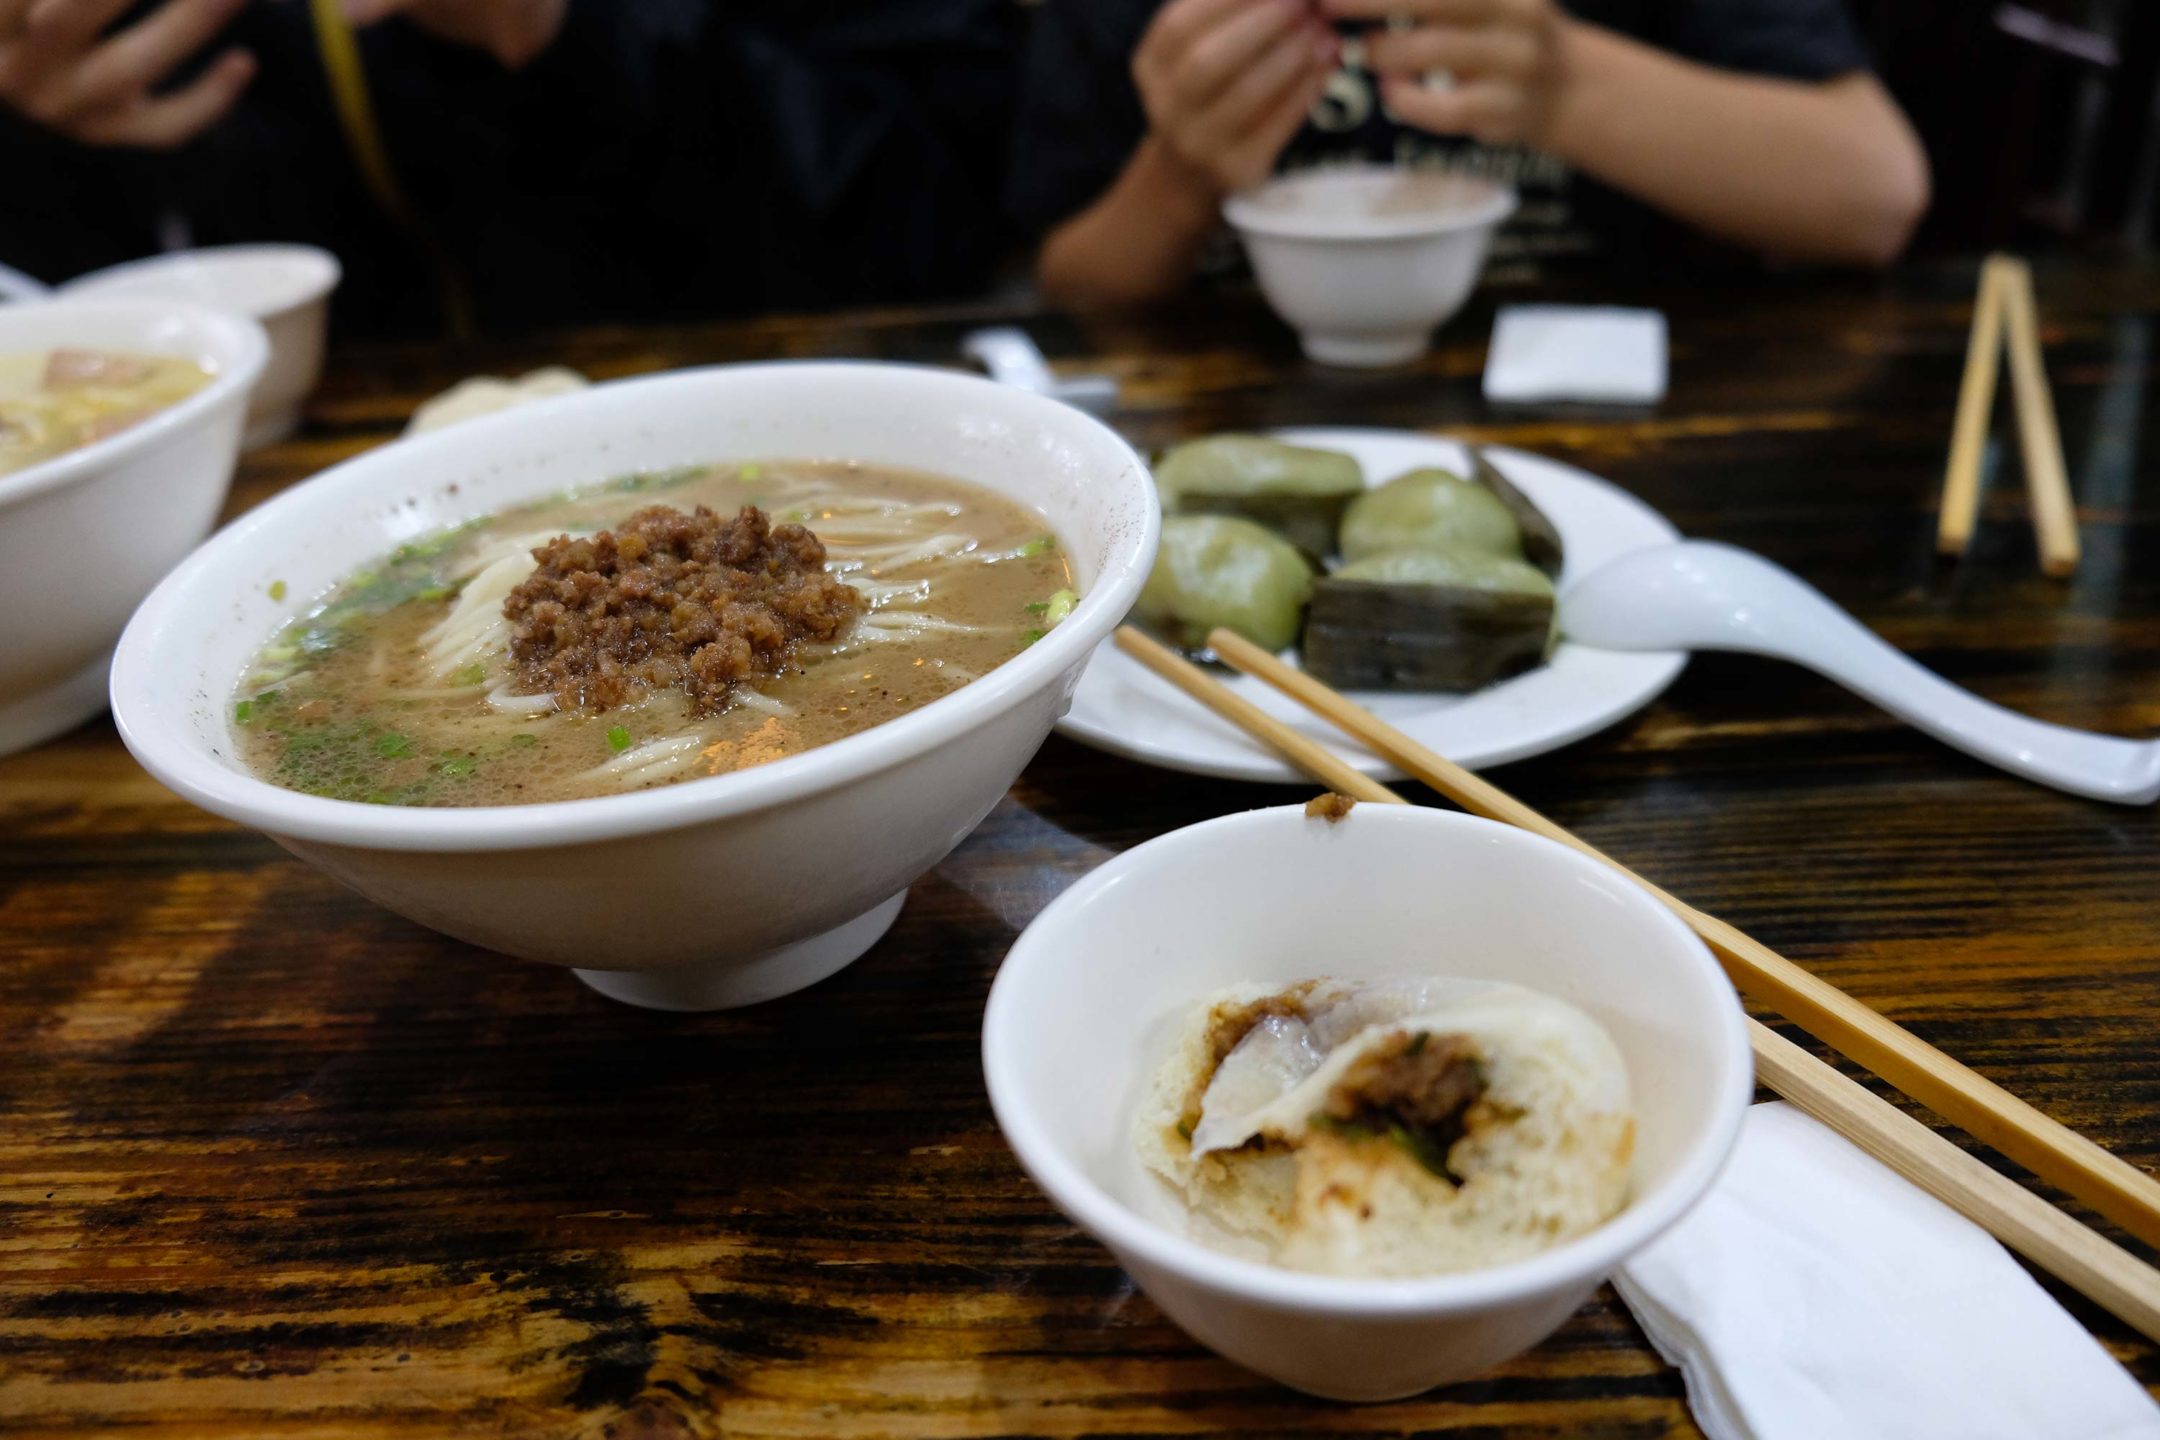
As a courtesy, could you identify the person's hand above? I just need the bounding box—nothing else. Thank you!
[1321,0,1568,147]
[1133,0,1338,197]
[0,0,255,149]
[342,0,567,71]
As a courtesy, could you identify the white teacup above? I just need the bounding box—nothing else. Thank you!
[983,802,1751,1400]
[1225,167,1515,368]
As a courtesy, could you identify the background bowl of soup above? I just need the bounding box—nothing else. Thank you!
[0,298,267,758]
[62,244,342,449]
[1224,167,1516,368]
[111,361,1157,1009]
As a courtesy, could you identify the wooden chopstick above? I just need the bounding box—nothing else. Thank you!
[1112,626,2160,1341]
[1199,623,2160,1249]
[1995,256,2081,578]
[1937,253,2079,575]
[1937,256,2008,557]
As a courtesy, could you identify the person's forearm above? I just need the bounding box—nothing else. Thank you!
[1546,21,1929,266]
[1038,137,1225,306]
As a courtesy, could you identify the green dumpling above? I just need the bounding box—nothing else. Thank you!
[1338,468,1523,563]
[1155,435,1365,559]
[1302,547,1555,693]
[1137,514,1315,654]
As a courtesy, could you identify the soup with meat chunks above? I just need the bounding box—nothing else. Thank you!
[0,348,214,477]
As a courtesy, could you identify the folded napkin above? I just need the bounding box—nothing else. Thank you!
[1615,1102,2160,1440]
[1483,304,1667,404]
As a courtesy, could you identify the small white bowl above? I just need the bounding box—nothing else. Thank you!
[111,361,1158,1010]
[63,245,341,449]
[1225,168,1515,368]
[0,298,267,757]
[983,803,1751,1401]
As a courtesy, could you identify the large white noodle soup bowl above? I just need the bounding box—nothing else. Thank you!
[111,362,1157,1009]
[0,298,266,757]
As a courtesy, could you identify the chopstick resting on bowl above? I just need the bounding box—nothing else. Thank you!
[1112,624,2160,1343]
[1937,254,2079,576]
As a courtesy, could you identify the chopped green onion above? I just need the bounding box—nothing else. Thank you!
[1024,601,1049,615]
[267,580,287,602]
[1022,628,1045,646]
[234,700,254,724]
[1017,534,1057,558]
[415,585,455,604]
[1040,588,1078,624]
[509,733,538,749]
[375,733,413,758]
[439,755,476,779]
[452,662,487,687]
[739,463,763,481]
[607,725,631,753]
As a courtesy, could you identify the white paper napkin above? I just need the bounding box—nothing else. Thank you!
[1614,1102,2160,1440]
[1483,304,1667,404]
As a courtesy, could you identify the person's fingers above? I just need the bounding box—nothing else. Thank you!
[68,0,249,115]
[1194,21,1325,141]
[0,0,41,39]
[1222,62,1329,187]
[341,0,409,24]
[1174,0,1312,110]
[1381,74,1524,143]
[75,43,250,147]
[19,0,145,58]
[1316,0,1498,22]
[1138,0,1254,78]
[1366,22,1536,79]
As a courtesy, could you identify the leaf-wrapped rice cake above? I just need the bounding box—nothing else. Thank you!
[1137,514,1315,653]
[1155,434,1364,559]
[1302,548,1554,692]
[1338,468,1524,564]
[1469,448,1564,577]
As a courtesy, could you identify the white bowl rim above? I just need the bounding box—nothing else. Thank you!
[0,297,269,509]
[1224,167,1518,243]
[110,359,1157,854]
[982,803,1754,1318]
[60,244,344,319]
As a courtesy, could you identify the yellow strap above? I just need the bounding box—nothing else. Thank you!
[307,0,477,336]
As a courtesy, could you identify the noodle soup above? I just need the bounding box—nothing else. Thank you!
[233,461,1074,806]
[0,348,213,476]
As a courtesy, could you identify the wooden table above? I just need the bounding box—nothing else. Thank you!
[5,258,2158,1436]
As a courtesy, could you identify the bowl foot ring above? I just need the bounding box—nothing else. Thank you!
[572,889,909,1011]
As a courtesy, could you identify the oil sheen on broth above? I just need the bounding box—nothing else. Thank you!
[233,461,1074,806]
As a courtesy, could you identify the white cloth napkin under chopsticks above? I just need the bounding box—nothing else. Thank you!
[1615,1102,2160,1440]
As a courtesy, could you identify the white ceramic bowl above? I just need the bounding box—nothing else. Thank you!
[1224,168,1516,368]
[63,245,341,449]
[983,803,1751,1401]
[0,298,267,757]
[110,362,1157,1010]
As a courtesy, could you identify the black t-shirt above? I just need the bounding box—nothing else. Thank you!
[1007,0,1872,284]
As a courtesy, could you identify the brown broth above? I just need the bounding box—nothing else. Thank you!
[233,461,1073,806]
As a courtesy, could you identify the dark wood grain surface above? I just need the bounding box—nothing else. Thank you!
[4,259,2158,1436]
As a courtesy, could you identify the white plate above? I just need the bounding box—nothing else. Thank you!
[1056,428,1685,782]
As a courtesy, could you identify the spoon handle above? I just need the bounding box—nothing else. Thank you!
[1563,541,2160,804]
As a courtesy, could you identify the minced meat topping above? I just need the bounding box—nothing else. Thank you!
[503,504,862,713]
